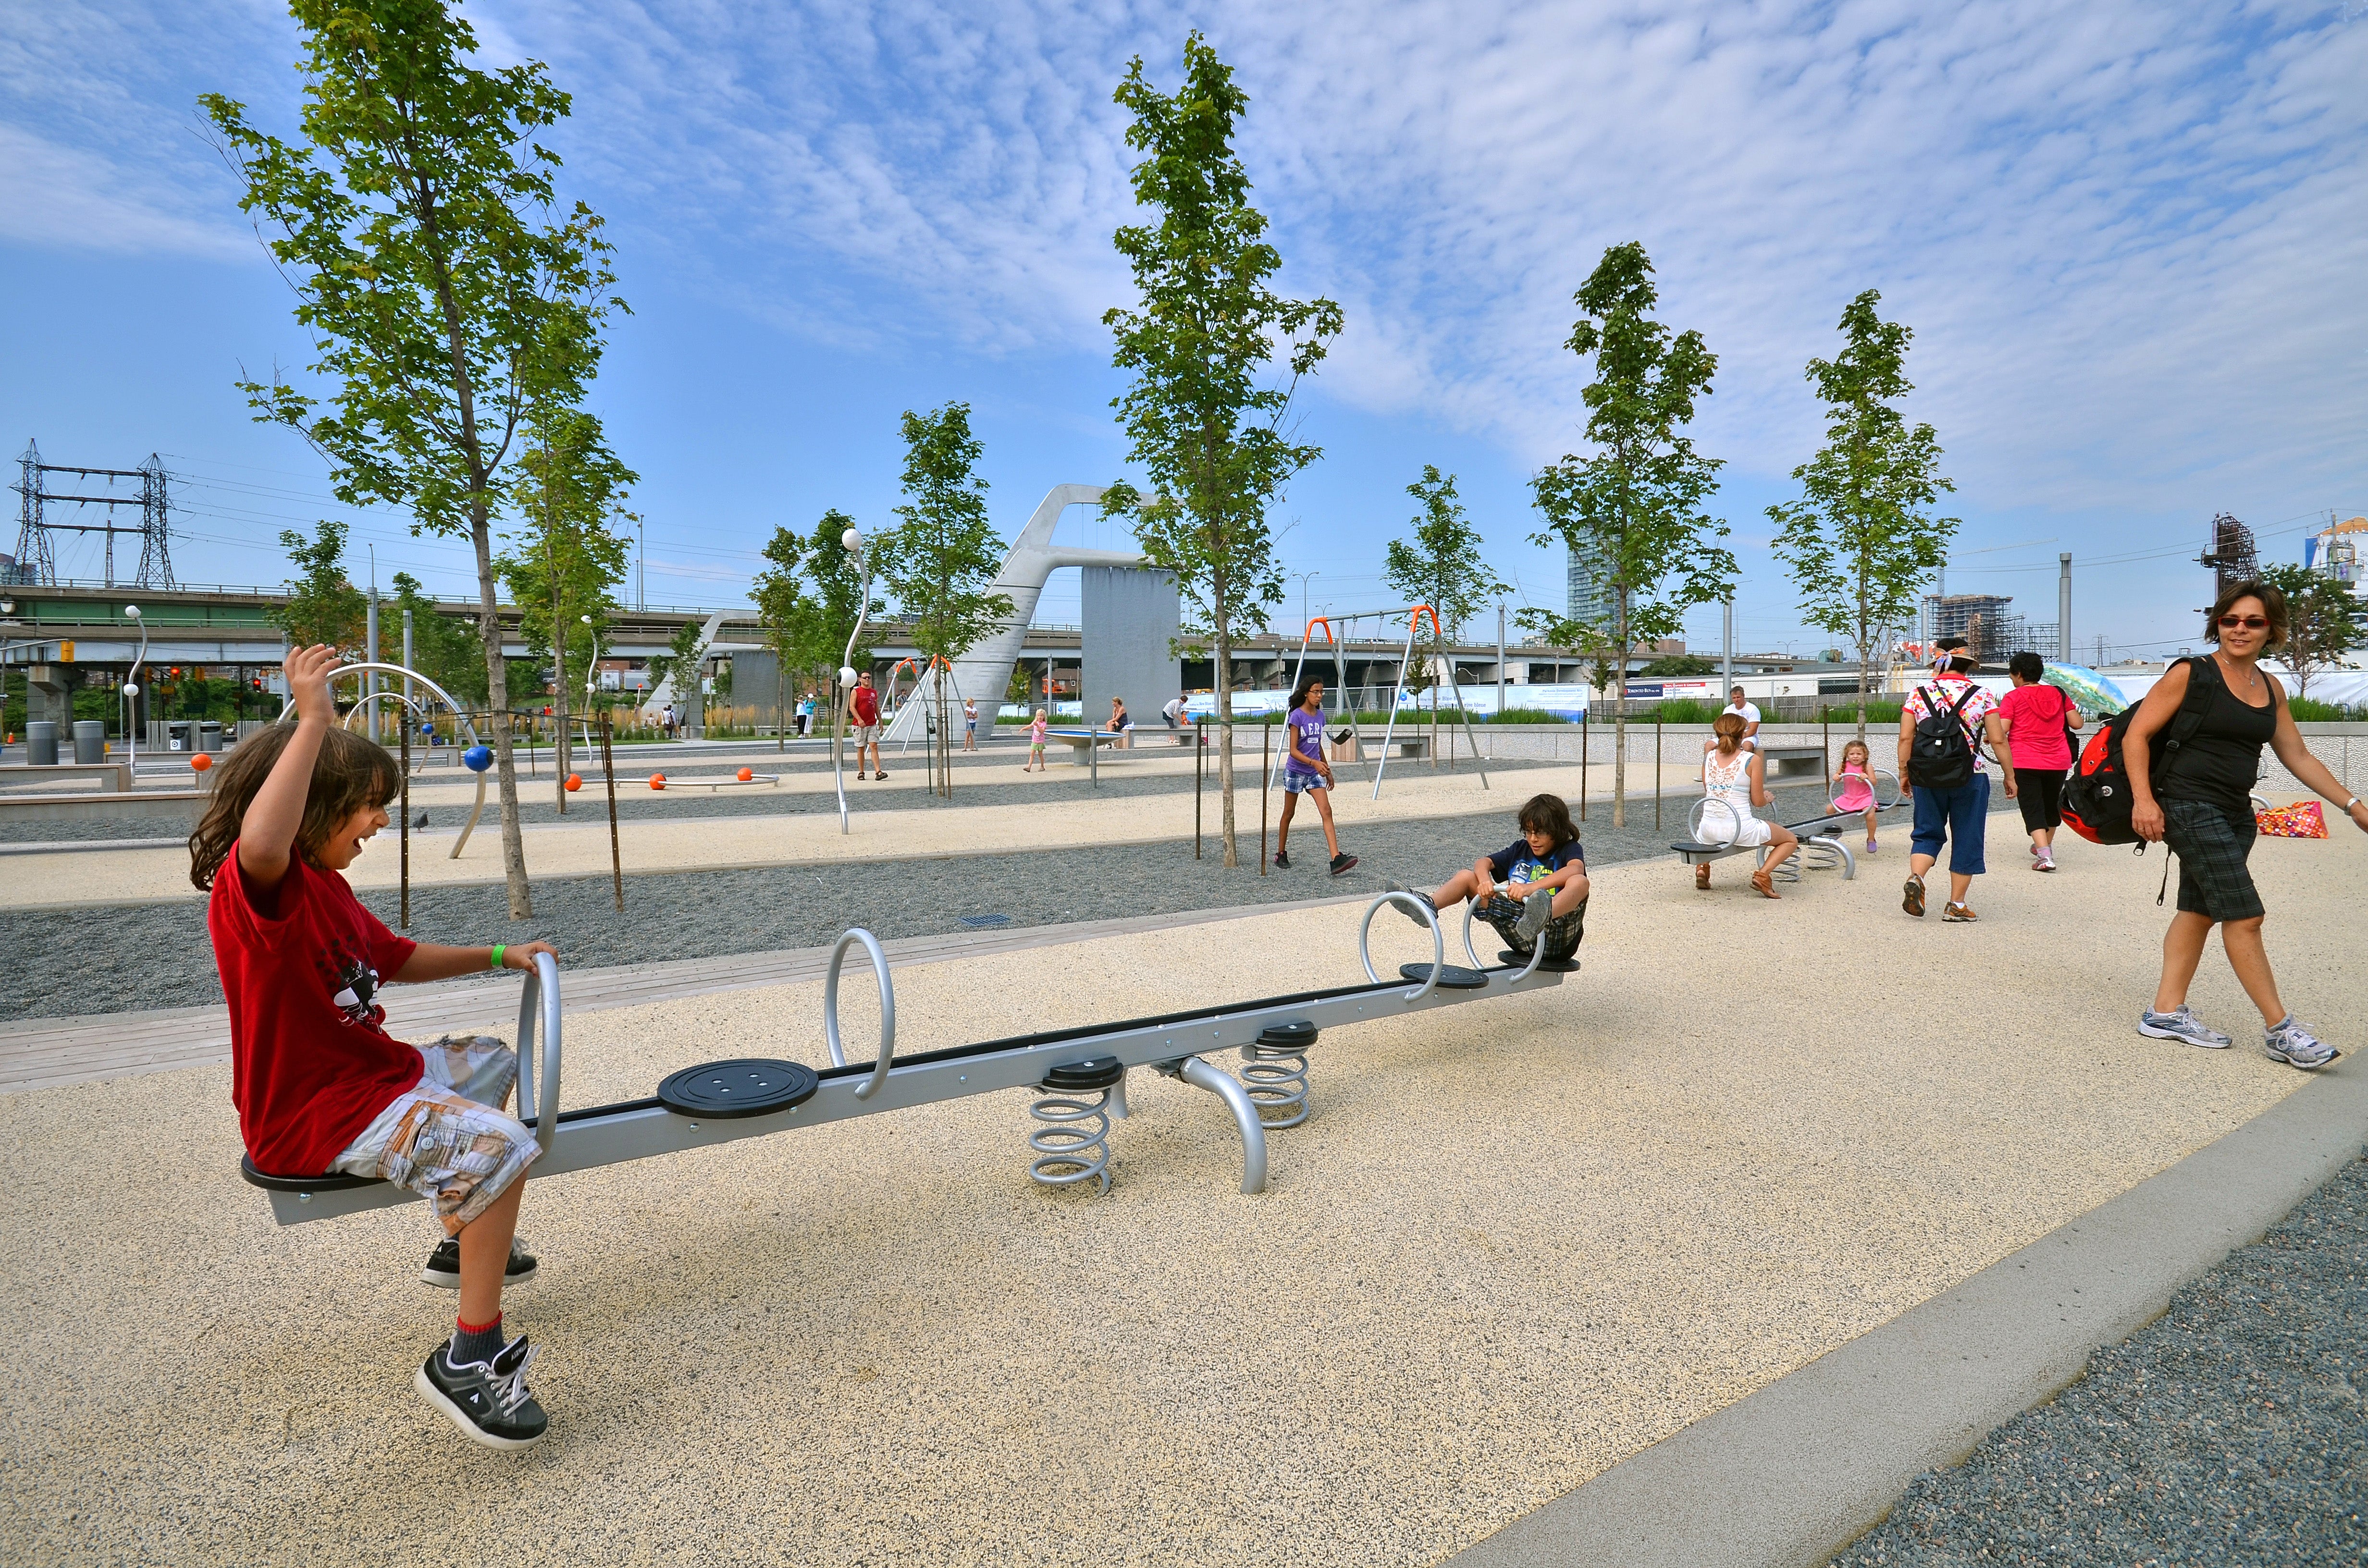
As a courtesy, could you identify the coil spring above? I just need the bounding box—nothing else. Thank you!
[1239,1043,1311,1128]
[1800,837,1848,876]
[1028,1090,1113,1194]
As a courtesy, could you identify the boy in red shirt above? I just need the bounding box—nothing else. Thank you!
[849,669,884,779]
[194,644,559,1449]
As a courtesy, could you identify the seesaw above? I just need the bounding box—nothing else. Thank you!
[1671,768,1907,882]
[240,893,1569,1222]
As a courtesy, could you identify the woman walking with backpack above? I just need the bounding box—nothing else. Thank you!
[2127,581,2368,1070]
[1999,651,2082,871]
[1898,641,2015,922]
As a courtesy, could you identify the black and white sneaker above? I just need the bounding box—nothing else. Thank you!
[1272,849,1291,870]
[422,1236,539,1289]
[416,1334,548,1449]
[1329,852,1358,877]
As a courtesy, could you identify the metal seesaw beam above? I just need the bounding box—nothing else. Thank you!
[253,906,1566,1225]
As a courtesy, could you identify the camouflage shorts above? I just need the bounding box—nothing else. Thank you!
[331,1036,540,1225]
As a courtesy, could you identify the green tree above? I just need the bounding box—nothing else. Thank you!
[1640,652,1716,676]
[1518,242,1735,826]
[1767,290,1957,742]
[1383,467,1507,641]
[389,571,485,707]
[872,403,1013,797]
[648,620,710,732]
[201,0,625,919]
[2260,563,2368,702]
[1100,34,1344,866]
[271,518,369,652]
[497,406,632,800]
[753,508,879,750]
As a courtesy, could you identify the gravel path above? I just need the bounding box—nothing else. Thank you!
[1829,1156,2368,1567]
[0,781,1875,1020]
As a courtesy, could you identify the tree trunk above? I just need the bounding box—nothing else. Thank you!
[1609,595,1629,829]
[552,610,571,813]
[1215,627,1237,867]
[470,504,533,919]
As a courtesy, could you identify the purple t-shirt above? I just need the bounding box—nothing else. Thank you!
[1285,706,1326,778]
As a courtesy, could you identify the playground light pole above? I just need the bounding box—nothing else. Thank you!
[121,605,148,771]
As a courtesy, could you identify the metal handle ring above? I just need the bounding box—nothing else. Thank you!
[513,952,563,1158]
[825,928,898,1100]
[1359,891,1444,1003]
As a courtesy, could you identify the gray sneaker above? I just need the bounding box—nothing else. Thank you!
[2138,1006,2232,1050]
[2264,1016,2338,1070]
[1514,889,1554,942]
[416,1334,548,1449]
[1385,883,1437,927]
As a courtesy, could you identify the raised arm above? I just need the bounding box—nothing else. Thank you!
[236,643,339,892]
[2266,678,2368,835]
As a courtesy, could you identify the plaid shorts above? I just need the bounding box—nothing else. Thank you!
[2162,798,2263,923]
[331,1036,540,1225]
[1480,893,1588,962]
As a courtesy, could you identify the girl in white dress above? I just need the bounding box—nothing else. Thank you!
[1697,711,1797,898]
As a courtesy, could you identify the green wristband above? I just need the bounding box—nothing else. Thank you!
[490,943,506,972]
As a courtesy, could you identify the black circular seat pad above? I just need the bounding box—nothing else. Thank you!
[658,1058,819,1118]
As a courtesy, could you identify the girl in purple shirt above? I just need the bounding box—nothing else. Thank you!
[1274,674,1356,875]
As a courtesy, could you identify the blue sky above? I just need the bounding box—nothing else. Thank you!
[3,0,2363,658]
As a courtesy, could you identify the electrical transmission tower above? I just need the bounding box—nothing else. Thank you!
[2197,512,2258,600]
[8,440,175,588]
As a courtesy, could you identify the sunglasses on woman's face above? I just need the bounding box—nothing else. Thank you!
[2218,615,2270,630]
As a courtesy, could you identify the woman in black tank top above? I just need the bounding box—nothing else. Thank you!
[2122,582,2368,1071]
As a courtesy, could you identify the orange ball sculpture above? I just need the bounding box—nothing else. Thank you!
[189,752,212,772]
[564,773,582,792]
[649,773,666,791]
[736,766,753,782]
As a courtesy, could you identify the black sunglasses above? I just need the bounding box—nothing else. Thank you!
[2217,615,2270,630]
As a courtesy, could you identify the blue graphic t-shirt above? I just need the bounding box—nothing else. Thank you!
[1489,838,1582,893]
[1285,706,1326,778]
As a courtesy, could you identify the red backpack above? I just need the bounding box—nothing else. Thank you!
[2060,657,2218,847]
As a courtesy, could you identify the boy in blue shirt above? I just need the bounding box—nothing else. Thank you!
[1391,793,1588,969]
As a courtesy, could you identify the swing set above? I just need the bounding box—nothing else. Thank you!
[1273,604,1490,798]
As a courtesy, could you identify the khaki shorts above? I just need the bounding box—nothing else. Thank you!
[331,1036,540,1225]
[851,724,878,745]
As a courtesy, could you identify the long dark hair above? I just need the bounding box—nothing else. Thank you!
[188,723,399,890]
[1289,671,1325,710]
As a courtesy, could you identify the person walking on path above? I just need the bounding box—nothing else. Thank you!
[849,671,884,780]
[1695,712,1796,897]
[1720,686,1762,750]
[1998,651,2082,871]
[962,698,978,752]
[1898,644,2014,921]
[1274,674,1357,876]
[2127,581,2368,1069]
[1023,708,1048,772]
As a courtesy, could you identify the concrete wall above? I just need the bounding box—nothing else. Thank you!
[1080,566,1181,735]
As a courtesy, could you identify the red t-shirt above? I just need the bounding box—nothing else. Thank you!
[1998,683,2073,771]
[850,686,879,725]
[209,847,422,1176]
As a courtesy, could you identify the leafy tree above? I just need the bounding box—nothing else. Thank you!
[872,403,1013,796]
[2260,563,2368,702]
[648,620,710,730]
[1518,242,1735,826]
[497,406,632,798]
[753,508,879,748]
[1100,34,1344,866]
[201,0,625,919]
[1768,290,1957,742]
[1639,653,1716,676]
[1384,467,1507,642]
[271,518,368,652]
[389,570,486,707]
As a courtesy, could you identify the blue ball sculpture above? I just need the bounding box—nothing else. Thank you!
[462,744,493,772]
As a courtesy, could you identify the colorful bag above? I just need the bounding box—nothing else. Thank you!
[2256,800,2329,838]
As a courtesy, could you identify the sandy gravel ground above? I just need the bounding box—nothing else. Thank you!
[2,817,2356,1567]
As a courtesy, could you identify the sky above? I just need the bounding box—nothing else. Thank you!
[3,0,2364,660]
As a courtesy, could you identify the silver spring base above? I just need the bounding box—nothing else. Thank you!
[1801,838,1848,874]
[1028,1090,1113,1194]
[1239,1043,1311,1128]
[1761,846,1804,883]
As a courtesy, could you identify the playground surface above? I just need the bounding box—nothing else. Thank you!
[3,816,2359,1567]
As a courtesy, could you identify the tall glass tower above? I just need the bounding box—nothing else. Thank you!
[1566,543,1610,625]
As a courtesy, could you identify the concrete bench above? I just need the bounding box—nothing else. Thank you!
[1754,743,1827,777]
[0,762,134,793]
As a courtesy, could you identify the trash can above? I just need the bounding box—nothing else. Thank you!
[167,720,194,752]
[72,720,106,764]
[198,721,223,753]
[26,721,59,766]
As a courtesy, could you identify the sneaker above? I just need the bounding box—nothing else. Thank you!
[2264,1016,2338,1070]
[1515,888,1554,938]
[423,1237,538,1289]
[416,1334,548,1450]
[1942,901,1977,922]
[2035,850,2057,872]
[1386,883,1438,927]
[1329,852,1358,877]
[1902,874,1925,919]
[1272,850,1291,870]
[2138,1006,2232,1049]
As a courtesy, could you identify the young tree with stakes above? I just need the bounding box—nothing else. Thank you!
[1101,34,1344,866]
[201,0,626,919]
[753,509,880,750]
[2259,563,2368,704]
[271,518,369,653]
[1767,290,1956,742]
[1519,242,1734,827]
[872,403,1012,798]
[1385,465,1507,739]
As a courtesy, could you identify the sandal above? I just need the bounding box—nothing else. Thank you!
[1751,867,1779,899]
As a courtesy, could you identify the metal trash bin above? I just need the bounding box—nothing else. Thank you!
[72,720,106,764]
[26,721,59,766]
[167,720,194,752]
[198,721,223,753]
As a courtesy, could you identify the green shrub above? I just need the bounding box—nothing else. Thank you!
[2288,696,2368,722]
[1654,698,1723,723]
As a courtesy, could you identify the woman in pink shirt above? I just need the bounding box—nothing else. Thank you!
[1998,651,2084,870]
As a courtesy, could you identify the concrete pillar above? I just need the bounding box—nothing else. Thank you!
[2058,554,2072,663]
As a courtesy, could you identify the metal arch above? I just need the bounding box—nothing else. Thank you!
[278,661,487,858]
[1359,890,1445,1002]
[823,927,898,1100]
[514,952,564,1159]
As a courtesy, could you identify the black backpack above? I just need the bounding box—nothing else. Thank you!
[1907,682,1983,790]
[2061,656,2218,847]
